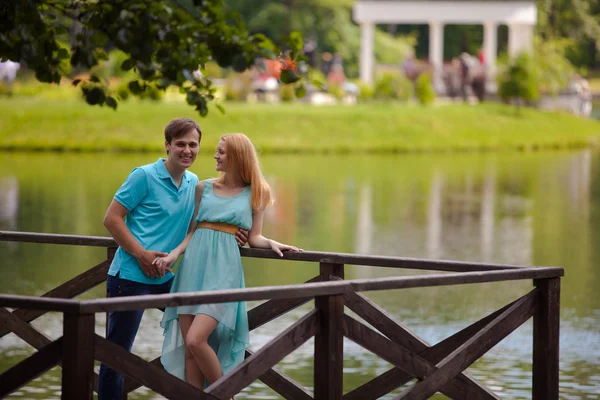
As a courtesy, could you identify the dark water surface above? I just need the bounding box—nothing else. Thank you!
[0,151,599,399]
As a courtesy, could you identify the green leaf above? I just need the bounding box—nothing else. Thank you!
[215,103,226,115]
[128,80,143,94]
[105,96,118,110]
[280,69,300,84]
[231,54,248,73]
[84,87,106,105]
[295,83,306,98]
[57,48,70,60]
[121,59,134,71]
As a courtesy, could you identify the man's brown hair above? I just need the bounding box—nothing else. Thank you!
[164,118,202,144]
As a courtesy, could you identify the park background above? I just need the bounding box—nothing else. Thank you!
[1,0,600,398]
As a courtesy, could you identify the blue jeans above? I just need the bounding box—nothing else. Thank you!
[98,274,173,400]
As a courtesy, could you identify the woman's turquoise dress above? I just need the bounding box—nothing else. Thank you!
[160,179,252,381]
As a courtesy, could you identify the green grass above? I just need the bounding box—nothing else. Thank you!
[1,96,599,153]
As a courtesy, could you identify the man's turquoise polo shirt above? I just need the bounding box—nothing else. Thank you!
[108,158,199,285]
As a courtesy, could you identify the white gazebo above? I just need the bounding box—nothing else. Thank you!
[353,0,537,87]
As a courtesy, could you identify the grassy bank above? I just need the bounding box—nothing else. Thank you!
[1,97,599,153]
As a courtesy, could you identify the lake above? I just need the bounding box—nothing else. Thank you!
[0,150,599,399]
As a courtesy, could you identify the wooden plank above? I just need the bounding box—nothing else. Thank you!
[62,313,95,399]
[238,247,536,272]
[0,260,110,339]
[248,275,322,331]
[78,267,564,314]
[0,294,80,313]
[314,262,344,400]
[343,300,515,400]
[79,280,351,313]
[396,289,538,399]
[124,350,315,400]
[206,309,319,399]
[246,349,314,400]
[123,358,161,394]
[0,307,53,349]
[94,335,215,400]
[344,290,429,351]
[533,278,560,400]
[0,230,116,247]
[343,315,434,379]
[344,290,498,399]
[0,338,62,398]
[0,309,100,394]
[0,230,556,272]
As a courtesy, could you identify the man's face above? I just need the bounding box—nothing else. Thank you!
[165,129,200,170]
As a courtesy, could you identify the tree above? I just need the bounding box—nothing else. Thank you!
[0,0,303,115]
[497,53,540,109]
[225,0,414,78]
[537,0,600,69]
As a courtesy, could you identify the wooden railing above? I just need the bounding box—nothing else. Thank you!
[0,230,563,400]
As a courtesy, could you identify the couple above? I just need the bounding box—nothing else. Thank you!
[98,118,301,399]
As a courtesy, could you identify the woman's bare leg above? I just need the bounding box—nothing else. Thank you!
[185,314,222,384]
[179,314,205,388]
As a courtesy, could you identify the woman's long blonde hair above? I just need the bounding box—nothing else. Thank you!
[215,133,273,212]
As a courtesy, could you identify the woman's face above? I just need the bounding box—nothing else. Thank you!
[214,139,228,172]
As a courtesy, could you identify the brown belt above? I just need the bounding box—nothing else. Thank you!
[196,221,239,235]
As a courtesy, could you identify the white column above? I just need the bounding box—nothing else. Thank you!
[508,24,535,58]
[359,22,375,85]
[429,21,444,91]
[483,22,497,77]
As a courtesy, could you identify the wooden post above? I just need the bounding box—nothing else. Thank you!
[314,263,344,400]
[62,313,95,400]
[105,247,116,338]
[533,278,560,400]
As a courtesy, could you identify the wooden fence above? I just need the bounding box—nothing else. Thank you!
[0,230,563,399]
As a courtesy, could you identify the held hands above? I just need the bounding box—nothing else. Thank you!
[269,239,303,257]
[136,249,168,279]
[152,252,179,277]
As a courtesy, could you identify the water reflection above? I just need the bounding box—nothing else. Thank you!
[0,151,599,398]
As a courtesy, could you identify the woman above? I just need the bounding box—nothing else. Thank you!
[154,133,301,390]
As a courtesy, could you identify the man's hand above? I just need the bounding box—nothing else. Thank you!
[153,252,178,275]
[236,228,249,247]
[136,249,169,278]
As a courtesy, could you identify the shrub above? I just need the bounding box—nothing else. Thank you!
[223,72,252,102]
[497,53,539,107]
[374,72,412,101]
[279,84,295,102]
[415,73,436,105]
[352,79,374,102]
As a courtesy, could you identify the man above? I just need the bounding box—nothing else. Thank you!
[99,118,246,399]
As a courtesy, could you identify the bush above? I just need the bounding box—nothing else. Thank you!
[497,53,539,107]
[352,79,374,102]
[223,72,252,102]
[374,72,412,101]
[415,73,436,105]
[279,84,295,102]
[327,84,345,100]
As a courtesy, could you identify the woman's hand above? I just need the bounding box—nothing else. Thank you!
[152,252,178,275]
[269,240,303,257]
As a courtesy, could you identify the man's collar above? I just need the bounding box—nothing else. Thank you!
[155,158,191,183]
[155,158,171,179]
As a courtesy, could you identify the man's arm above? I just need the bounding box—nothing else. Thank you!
[104,200,167,278]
